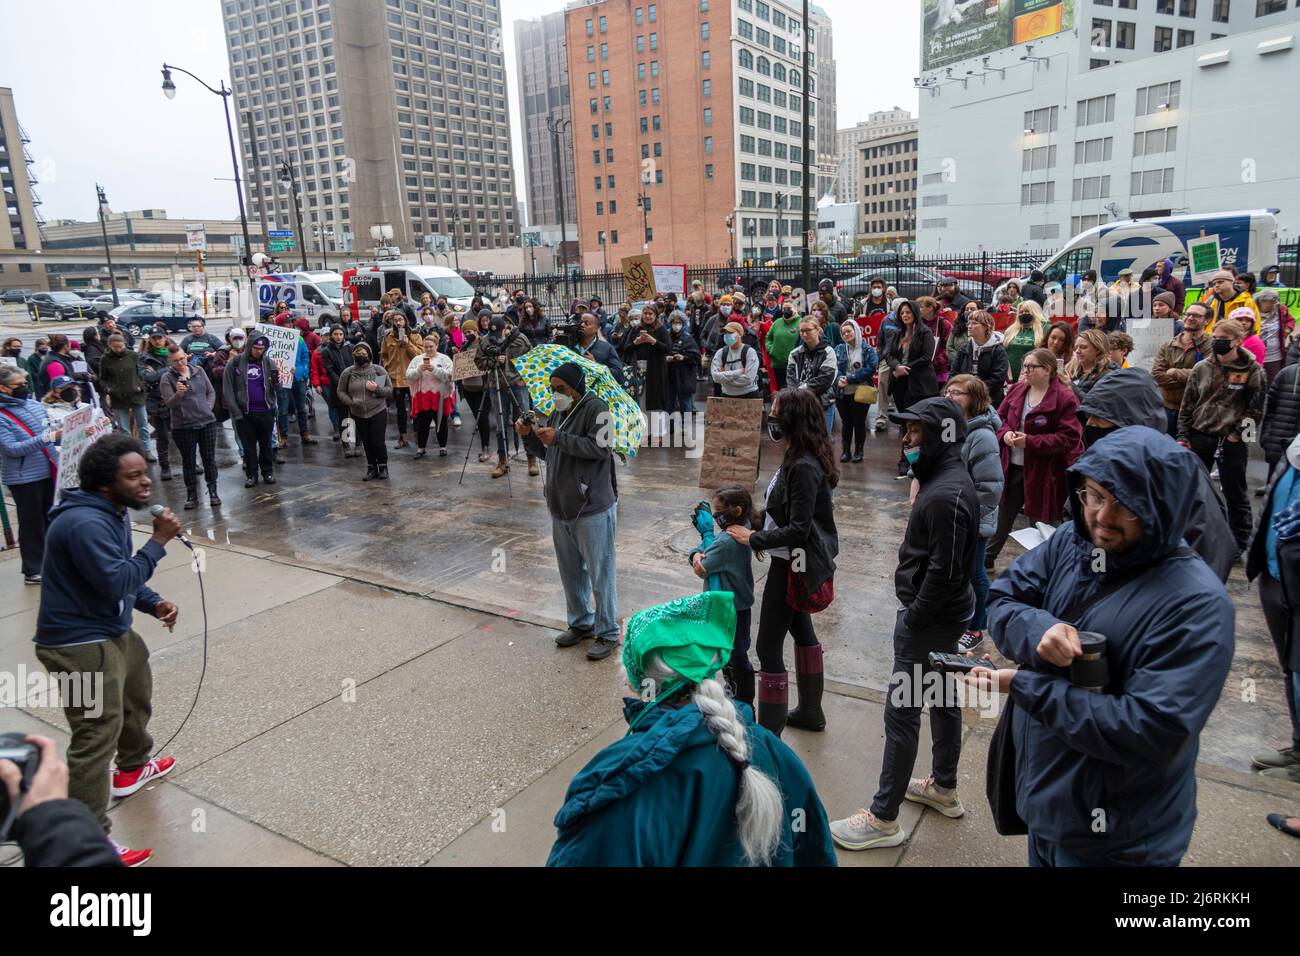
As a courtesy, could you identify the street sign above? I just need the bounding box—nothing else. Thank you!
[186,223,207,251]
[268,229,296,253]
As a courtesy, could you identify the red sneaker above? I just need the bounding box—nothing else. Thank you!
[112,841,153,867]
[111,757,176,798]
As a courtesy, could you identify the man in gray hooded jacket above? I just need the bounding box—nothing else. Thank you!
[519,362,620,661]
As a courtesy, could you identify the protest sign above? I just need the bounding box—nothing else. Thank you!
[253,322,301,386]
[621,255,656,302]
[698,397,764,492]
[452,350,480,382]
[55,406,112,500]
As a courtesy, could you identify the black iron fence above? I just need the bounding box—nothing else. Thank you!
[477,240,1300,314]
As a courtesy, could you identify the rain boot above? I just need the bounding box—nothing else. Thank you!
[527,454,539,477]
[492,454,509,479]
[757,672,788,737]
[787,644,826,732]
[724,667,756,712]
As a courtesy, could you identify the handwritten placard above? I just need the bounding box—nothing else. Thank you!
[698,397,764,492]
[621,254,656,302]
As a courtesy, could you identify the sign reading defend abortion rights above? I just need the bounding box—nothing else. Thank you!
[698,397,764,492]
[55,405,113,501]
[253,322,301,386]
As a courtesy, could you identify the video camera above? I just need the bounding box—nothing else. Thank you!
[0,732,40,841]
[553,320,583,348]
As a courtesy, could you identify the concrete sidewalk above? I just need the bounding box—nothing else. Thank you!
[3,533,1297,867]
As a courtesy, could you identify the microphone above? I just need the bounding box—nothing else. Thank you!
[149,504,193,550]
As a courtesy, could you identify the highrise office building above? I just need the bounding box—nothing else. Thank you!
[516,11,578,243]
[834,108,916,204]
[0,87,49,293]
[221,0,518,260]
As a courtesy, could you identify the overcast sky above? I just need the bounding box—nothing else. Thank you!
[2,0,921,222]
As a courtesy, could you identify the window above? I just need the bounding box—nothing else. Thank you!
[1022,145,1058,171]
[1136,80,1180,114]
[741,134,755,152]
[740,106,755,125]
[1071,175,1111,200]
[1155,26,1173,52]
[1023,106,1059,133]
[701,22,710,40]
[1074,137,1114,164]
[649,4,656,21]
[1076,94,1116,127]
[588,72,596,89]
[1133,126,1178,156]
[1212,0,1230,21]
[1020,181,1056,205]
[1257,0,1286,13]
[585,18,593,36]
[705,163,714,179]
[703,108,713,125]
[704,136,713,154]
[1116,21,1135,49]
[1071,217,1109,235]
[1131,167,1175,195]
[703,79,712,97]
[1157,0,1174,11]
[738,49,753,69]
[741,163,756,180]
[1181,0,1198,13]
[1092,18,1112,49]
[740,78,754,97]
[702,51,711,68]
[599,15,607,32]
[1177,29,1195,46]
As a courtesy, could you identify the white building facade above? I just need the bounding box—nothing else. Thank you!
[915,2,1300,254]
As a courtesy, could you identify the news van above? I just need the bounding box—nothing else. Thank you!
[1036,209,1279,289]
[255,270,345,324]
[341,262,476,321]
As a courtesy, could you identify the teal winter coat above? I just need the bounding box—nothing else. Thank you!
[547,698,837,867]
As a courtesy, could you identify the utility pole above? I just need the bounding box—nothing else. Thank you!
[800,0,812,295]
[637,192,651,253]
[95,184,119,306]
[451,209,462,271]
[245,110,270,254]
[775,193,785,259]
[279,159,308,271]
[547,115,571,297]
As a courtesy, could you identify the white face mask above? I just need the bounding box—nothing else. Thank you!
[1288,434,1300,472]
[720,306,732,316]
[551,391,574,412]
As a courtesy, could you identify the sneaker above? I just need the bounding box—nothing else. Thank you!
[183,496,198,511]
[439,448,448,457]
[1252,747,1300,771]
[829,808,905,850]
[957,631,984,654]
[208,492,222,507]
[244,476,258,488]
[111,756,175,797]
[453,414,462,427]
[111,840,153,867]
[160,466,173,481]
[1266,813,1300,838]
[904,775,966,818]
[587,637,619,661]
[23,574,41,585]
[555,627,596,648]
[1259,764,1300,784]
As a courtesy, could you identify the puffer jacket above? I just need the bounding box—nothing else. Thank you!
[0,391,57,485]
[950,330,1010,410]
[1261,361,1300,467]
[98,348,146,408]
[786,340,839,407]
[1205,288,1260,335]
[988,426,1234,865]
[961,408,1004,539]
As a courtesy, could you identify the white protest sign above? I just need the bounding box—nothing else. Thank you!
[253,322,301,387]
[652,263,687,295]
[0,356,17,370]
[55,406,112,500]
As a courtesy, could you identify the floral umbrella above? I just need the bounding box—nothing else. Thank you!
[513,344,646,460]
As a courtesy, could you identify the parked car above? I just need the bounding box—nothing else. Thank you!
[0,288,33,304]
[26,291,98,321]
[109,301,197,337]
[86,292,147,317]
[839,266,989,305]
[716,255,858,297]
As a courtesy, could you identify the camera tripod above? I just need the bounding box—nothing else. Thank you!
[457,355,528,497]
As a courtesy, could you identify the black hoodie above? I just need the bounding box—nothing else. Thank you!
[1075,367,1234,583]
[894,397,980,632]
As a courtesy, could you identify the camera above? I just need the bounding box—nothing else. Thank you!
[553,320,582,348]
[0,732,40,840]
[520,410,538,429]
[1070,631,1110,693]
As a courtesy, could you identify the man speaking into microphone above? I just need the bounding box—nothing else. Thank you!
[33,431,182,867]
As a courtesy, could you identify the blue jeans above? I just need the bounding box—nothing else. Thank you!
[552,503,619,642]
[971,537,989,632]
[278,379,310,437]
[109,404,152,452]
[491,385,531,455]
[824,402,836,435]
[1027,833,1094,867]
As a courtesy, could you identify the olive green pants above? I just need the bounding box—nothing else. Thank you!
[34,629,154,835]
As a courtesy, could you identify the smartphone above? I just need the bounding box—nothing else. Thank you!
[927,652,995,675]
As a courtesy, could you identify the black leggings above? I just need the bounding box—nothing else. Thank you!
[755,556,819,673]
[354,410,389,466]
[837,394,869,454]
[414,408,449,450]
[463,389,491,451]
[392,387,410,435]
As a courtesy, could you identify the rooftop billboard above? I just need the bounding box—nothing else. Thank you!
[921,0,1075,72]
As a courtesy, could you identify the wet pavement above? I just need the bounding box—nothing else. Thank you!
[113,384,1292,778]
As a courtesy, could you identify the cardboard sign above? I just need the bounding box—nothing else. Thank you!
[652,263,687,295]
[55,407,112,500]
[622,254,656,302]
[1188,234,1223,284]
[452,349,481,382]
[698,397,764,492]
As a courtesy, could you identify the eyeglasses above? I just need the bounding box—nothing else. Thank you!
[1076,487,1139,523]
[943,388,968,399]
[1021,363,1046,372]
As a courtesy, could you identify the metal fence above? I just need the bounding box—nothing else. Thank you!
[478,240,1300,313]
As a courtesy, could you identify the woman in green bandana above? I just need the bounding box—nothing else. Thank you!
[547,592,836,867]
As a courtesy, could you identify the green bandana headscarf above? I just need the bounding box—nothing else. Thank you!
[622,591,737,693]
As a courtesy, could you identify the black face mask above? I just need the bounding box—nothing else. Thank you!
[767,418,786,442]
[353,353,371,366]
[7,386,30,401]
[1212,338,1233,356]
[60,389,79,403]
[1083,424,1115,448]
[712,510,733,529]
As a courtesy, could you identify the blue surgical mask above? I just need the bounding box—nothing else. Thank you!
[904,446,921,464]
[724,333,738,347]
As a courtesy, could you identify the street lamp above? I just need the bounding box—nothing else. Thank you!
[725,214,736,266]
[775,193,787,259]
[278,159,308,271]
[160,64,253,276]
[312,221,335,271]
[95,184,119,306]
[636,192,651,252]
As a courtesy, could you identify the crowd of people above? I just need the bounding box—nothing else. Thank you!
[4,258,1299,868]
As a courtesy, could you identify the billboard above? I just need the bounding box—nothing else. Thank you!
[922,0,1075,73]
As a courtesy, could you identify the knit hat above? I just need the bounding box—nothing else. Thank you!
[461,319,478,335]
[1229,306,1256,324]
[1153,291,1177,311]
[552,361,587,394]
[719,294,734,305]
[1210,270,1234,283]
[622,592,736,694]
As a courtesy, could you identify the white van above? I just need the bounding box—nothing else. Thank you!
[1037,209,1279,289]
[256,270,345,324]
[342,262,476,320]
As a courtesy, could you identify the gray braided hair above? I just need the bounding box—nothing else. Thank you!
[631,654,784,866]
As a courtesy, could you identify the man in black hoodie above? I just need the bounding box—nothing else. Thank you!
[831,396,979,851]
[1076,367,1235,582]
